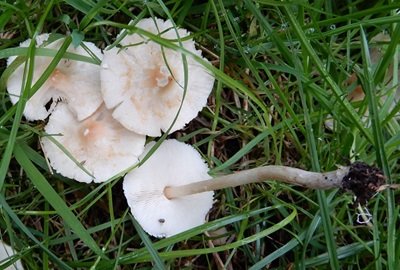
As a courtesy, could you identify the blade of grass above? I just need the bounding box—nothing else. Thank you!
[303,3,400,28]
[282,5,373,143]
[95,204,297,268]
[208,0,225,163]
[121,208,296,264]
[0,195,72,270]
[304,241,374,267]
[0,0,55,191]
[359,26,395,270]
[63,0,103,22]
[13,143,107,260]
[373,23,400,85]
[43,201,49,270]
[296,65,340,269]
[0,47,99,64]
[0,38,36,192]
[318,15,400,39]
[220,2,303,138]
[284,5,340,268]
[209,121,288,174]
[49,216,130,246]
[130,215,165,269]
[249,232,305,270]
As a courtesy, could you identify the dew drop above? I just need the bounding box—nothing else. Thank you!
[306,28,315,35]
[280,23,288,30]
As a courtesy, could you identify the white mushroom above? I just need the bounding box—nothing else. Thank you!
[41,103,145,183]
[7,34,103,121]
[0,240,23,270]
[123,139,214,238]
[101,18,215,136]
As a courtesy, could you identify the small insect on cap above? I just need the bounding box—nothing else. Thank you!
[123,139,214,237]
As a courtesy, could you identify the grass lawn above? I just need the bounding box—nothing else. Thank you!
[1,0,399,269]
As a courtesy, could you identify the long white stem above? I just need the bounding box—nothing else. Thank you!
[164,165,350,199]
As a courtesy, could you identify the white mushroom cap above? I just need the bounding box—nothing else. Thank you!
[123,139,214,238]
[7,34,103,121]
[41,103,145,183]
[101,18,215,136]
[0,240,23,270]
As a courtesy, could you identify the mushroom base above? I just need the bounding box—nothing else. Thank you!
[341,162,385,204]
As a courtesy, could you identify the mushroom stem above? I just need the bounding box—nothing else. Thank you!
[164,165,348,199]
[164,162,385,202]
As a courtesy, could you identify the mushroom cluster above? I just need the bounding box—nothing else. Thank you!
[7,18,216,237]
[7,18,214,185]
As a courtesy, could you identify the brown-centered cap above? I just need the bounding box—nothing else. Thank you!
[101,18,215,136]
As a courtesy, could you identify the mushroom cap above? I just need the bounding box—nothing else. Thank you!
[101,18,215,136]
[123,139,214,238]
[41,103,145,183]
[7,34,103,121]
[0,241,23,270]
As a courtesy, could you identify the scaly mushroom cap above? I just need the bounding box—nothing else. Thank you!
[101,18,215,136]
[7,34,103,121]
[123,139,214,238]
[0,240,23,270]
[41,103,145,183]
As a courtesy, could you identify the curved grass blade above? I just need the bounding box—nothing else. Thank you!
[281,4,372,143]
[359,26,395,270]
[96,204,296,268]
[13,143,107,260]
[131,215,165,269]
[249,232,305,270]
[0,195,72,270]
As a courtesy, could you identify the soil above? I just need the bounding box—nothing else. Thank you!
[341,162,386,204]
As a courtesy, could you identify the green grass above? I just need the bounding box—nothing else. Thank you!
[1,0,400,269]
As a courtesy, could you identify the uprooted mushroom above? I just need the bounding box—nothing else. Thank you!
[123,139,385,238]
